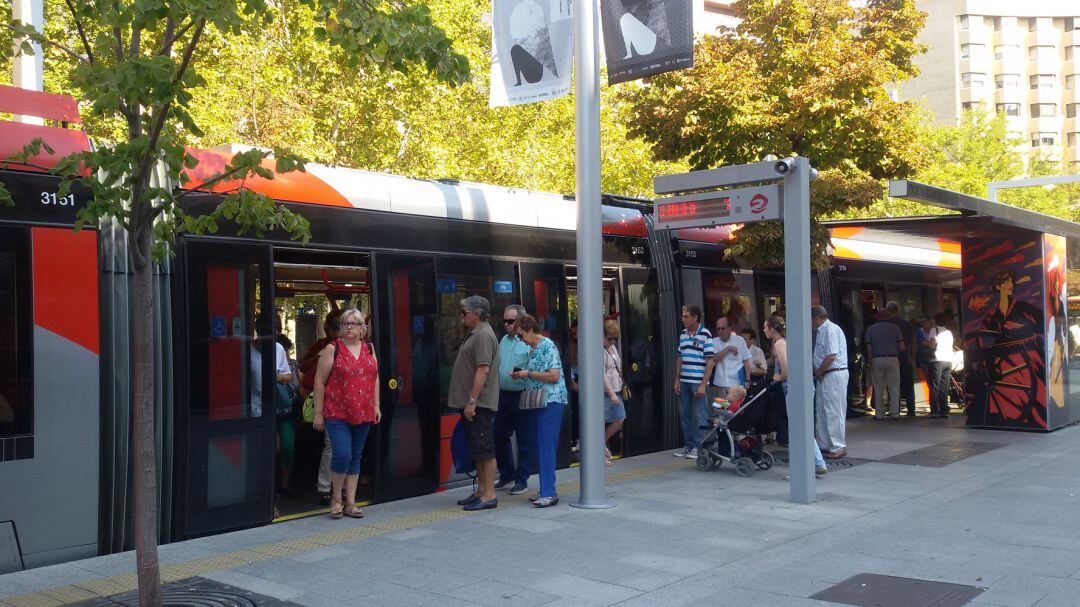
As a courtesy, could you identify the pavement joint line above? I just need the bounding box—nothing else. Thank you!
[0,459,686,605]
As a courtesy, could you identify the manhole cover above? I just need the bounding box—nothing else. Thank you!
[72,577,302,607]
[880,441,1004,468]
[811,573,984,607]
[769,450,873,470]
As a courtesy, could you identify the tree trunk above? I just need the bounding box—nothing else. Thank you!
[131,230,162,607]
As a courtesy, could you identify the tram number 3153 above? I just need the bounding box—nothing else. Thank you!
[41,191,77,206]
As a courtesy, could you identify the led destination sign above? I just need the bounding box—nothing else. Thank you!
[654,184,782,231]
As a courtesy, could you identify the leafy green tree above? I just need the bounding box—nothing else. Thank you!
[3,1,467,604]
[621,0,929,267]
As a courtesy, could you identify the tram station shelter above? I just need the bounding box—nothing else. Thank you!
[872,180,1080,432]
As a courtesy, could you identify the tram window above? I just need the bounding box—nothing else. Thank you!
[0,228,32,453]
[702,271,755,333]
[435,257,498,413]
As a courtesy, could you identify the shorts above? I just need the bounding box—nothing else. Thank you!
[463,408,496,461]
[604,394,627,423]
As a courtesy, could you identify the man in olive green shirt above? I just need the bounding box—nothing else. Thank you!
[449,295,501,511]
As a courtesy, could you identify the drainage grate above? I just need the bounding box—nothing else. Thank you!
[769,449,874,470]
[810,573,984,607]
[71,577,303,607]
[879,441,1004,468]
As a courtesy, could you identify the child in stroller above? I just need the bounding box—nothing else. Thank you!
[696,383,776,477]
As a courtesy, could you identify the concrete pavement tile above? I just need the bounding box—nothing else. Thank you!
[611,570,684,592]
[388,527,439,541]
[297,583,479,607]
[201,569,304,600]
[517,573,641,605]
[0,563,100,597]
[967,574,1061,607]
[441,579,559,606]
[619,552,711,576]
[288,546,352,563]
[484,516,570,533]
[609,509,691,526]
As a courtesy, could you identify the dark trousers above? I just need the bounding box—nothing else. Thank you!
[899,356,916,414]
[494,389,533,484]
[926,362,952,416]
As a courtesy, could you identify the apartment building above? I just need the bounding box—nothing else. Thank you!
[897,1,1080,169]
[695,0,739,36]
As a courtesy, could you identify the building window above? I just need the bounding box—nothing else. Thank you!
[996,74,1020,89]
[961,101,984,111]
[960,43,983,60]
[994,44,1018,60]
[1030,74,1057,90]
[993,17,1002,31]
[1069,103,1080,118]
[996,103,1020,117]
[961,72,986,88]
[960,15,970,30]
[1029,46,1055,62]
[0,228,33,461]
[1067,17,1078,32]
[1068,46,1079,62]
[1031,103,1057,118]
[1032,132,1057,147]
[1029,17,1037,32]
[1069,132,1078,147]
[1068,75,1076,90]
[1029,17,1050,32]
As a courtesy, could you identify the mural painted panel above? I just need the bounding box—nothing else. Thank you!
[1044,234,1068,428]
[962,236,1047,429]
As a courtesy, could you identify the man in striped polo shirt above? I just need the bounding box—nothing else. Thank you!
[673,305,716,458]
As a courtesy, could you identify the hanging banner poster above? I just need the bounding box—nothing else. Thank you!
[601,0,693,85]
[490,0,574,107]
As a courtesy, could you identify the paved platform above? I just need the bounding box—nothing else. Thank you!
[3,415,1080,606]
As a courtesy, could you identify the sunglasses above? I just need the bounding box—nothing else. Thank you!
[503,318,516,324]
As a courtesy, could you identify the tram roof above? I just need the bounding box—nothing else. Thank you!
[181,148,647,237]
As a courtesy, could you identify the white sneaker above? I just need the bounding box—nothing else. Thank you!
[685,448,698,459]
[672,448,689,457]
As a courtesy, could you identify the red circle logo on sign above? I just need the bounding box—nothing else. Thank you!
[750,193,769,214]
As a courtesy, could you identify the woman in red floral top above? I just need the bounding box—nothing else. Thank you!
[313,308,382,518]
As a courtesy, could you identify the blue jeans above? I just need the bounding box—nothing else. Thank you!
[678,382,708,450]
[530,401,566,498]
[325,419,372,475]
[494,390,533,484]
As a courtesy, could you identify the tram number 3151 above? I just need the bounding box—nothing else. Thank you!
[41,191,77,206]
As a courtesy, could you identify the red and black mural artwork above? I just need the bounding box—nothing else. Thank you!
[962,236,1048,429]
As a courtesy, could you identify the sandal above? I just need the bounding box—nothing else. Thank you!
[344,506,364,519]
[329,503,344,519]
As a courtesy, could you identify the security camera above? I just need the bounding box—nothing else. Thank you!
[774,157,795,175]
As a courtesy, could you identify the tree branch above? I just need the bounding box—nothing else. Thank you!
[157,19,197,56]
[175,163,252,200]
[62,0,95,64]
[131,19,207,228]
[4,23,90,64]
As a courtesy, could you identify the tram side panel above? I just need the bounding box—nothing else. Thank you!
[0,227,100,570]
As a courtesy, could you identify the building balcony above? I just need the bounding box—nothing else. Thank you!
[1026,29,1058,47]
[994,88,1024,104]
[1067,30,1080,47]
[1026,88,1060,106]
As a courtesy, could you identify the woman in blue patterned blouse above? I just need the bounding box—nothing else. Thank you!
[510,314,568,508]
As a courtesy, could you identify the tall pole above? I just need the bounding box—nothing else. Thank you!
[571,0,612,509]
[12,0,44,123]
[782,157,815,504]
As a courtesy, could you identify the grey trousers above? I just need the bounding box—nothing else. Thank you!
[870,357,901,418]
[317,433,332,492]
[815,371,848,452]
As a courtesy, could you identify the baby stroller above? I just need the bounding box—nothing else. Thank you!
[696,382,777,477]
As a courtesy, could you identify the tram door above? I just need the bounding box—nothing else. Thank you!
[372,254,440,501]
[181,241,275,537]
[520,263,570,466]
[620,267,666,456]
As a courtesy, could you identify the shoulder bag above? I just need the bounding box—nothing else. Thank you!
[606,347,633,402]
[302,340,341,423]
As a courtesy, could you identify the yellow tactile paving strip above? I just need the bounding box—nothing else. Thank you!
[0,460,684,606]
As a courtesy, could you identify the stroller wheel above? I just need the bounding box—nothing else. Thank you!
[757,451,775,470]
[696,451,712,471]
[735,457,754,477]
[710,456,723,470]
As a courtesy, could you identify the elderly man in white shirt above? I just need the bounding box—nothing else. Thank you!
[710,318,751,402]
[811,305,849,459]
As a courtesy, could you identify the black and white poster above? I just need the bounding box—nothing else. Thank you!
[600,0,693,85]
[490,0,574,107]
